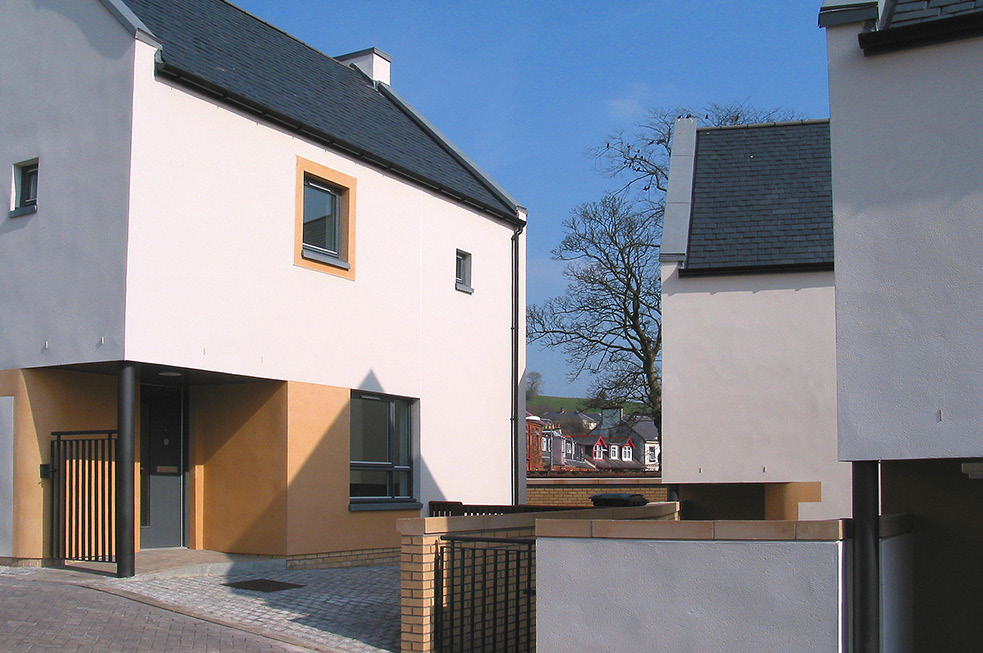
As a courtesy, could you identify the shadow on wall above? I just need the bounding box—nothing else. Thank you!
[33,0,133,61]
[206,368,502,561]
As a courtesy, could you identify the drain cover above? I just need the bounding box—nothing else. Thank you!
[223,578,304,593]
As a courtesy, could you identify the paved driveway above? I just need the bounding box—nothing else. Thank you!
[0,565,400,653]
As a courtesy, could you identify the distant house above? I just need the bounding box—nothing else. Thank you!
[526,414,591,472]
[660,117,850,520]
[577,411,655,472]
[542,410,599,436]
[0,0,525,573]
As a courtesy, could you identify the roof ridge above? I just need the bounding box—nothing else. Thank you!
[209,0,365,81]
[698,118,830,132]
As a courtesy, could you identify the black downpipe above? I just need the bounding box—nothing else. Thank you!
[116,362,137,578]
[853,460,880,652]
[511,223,525,505]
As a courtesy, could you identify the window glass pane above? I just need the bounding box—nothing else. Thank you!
[303,179,338,254]
[351,397,390,462]
[20,165,37,207]
[455,253,465,283]
[393,471,412,498]
[350,469,390,498]
[394,399,411,466]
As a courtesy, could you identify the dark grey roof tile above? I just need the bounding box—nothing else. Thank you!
[120,0,517,221]
[683,121,832,274]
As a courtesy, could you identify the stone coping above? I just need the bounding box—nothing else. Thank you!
[397,502,680,536]
[526,477,664,486]
[537,513,913,542]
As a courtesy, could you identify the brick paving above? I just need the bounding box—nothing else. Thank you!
[0,574,314,652]
[0,564,400,653]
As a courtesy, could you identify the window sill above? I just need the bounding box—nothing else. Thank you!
[8,205,37,219]
[455,282,474,294]
[302,245,351,270]
[349,501,423,512]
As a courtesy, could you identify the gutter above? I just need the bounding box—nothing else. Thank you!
[858,12,983,55]
[678,261,834,277]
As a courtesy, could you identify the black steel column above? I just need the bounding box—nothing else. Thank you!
[853,460,880,652]
[116,362,137,578]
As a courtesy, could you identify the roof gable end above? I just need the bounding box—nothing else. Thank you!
[119,0,521,224]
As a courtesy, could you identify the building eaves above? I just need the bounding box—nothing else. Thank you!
[857,0,983,55]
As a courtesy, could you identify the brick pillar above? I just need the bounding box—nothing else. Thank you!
[401,533,440,652]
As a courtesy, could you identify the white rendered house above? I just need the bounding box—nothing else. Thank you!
[0,0,526,574]
[660,118,851,520]
[821,0,983,648]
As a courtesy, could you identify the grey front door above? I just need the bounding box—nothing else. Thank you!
[140,385,185,548]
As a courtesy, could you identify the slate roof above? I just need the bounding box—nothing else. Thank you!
[682,120,832,275]
[884,0,983,29]
[119,0,519,223]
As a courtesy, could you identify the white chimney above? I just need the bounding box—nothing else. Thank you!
[335,47,392,85]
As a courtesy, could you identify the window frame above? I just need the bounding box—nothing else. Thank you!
[622,444,633,461]
[609,444,618,460]
[349,390,420,511]
[10,159,39,218]
[295,157,356,279]
[455,249,473,294]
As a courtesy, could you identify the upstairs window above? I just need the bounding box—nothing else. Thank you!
[609,444,619,459]
[455,250,473,293]
[622,445,633,461]
[295,157,356,279]
[593,444,603,460]
[10,159,38,218]
[303,176,341,259]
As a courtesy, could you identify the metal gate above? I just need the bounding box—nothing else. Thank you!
[435,535,536,653]
[50,430,117,563]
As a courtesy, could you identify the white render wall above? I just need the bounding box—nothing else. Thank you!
[661,263,851,518]
[0,0,133,369]
[125,41,519,504]
[827,25,983,461]
[537,537,846,652]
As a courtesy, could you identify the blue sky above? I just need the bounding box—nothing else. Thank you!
[234,0,832,397]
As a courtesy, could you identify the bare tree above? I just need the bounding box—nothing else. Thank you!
[530,102,801,425]
[595,101,801,207]
[527,195,661,422]
[525,371,544,401]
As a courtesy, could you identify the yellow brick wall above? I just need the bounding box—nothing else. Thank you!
[526,483,668,506]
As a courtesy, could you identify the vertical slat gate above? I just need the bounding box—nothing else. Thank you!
[435,535,536,653]
[50,431,117,563]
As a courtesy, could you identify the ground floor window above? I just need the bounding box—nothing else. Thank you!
[350,391,415,505]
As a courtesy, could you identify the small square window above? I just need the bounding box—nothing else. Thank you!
[455,250,473,294]
[10,159,39,218]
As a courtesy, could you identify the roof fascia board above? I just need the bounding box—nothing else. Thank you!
[375,80,523,221]
[660,118,698,263]
[97,0,161,48]
[859,11,983,55]
[678,261,834,277]
[153,59,522,226]
[819,0,879,27]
